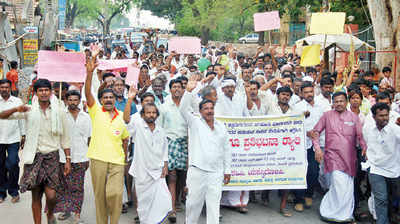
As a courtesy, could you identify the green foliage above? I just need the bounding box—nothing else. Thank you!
[137,0,183,21]
[133,0,371,43]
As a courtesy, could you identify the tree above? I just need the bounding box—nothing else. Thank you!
[367,0,400,89]
[177,0,225,45]
[65,0,96,28]
[137,0,182,22]
[93,0,132,37]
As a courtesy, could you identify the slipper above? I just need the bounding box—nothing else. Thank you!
[11,195,20,203]
[57,212,71,221]
[238,207,248,214]
[134,216,140,224]
[168,211,177,223]
[280,208,292,217]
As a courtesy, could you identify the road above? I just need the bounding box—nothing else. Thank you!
[0,168,374,224]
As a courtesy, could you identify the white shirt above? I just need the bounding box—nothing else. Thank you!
[363,123,400,178]
[128,116,168,181]
[364,110,400,127]
[315,94,332,111]
[248,98,269,116]
[215,92,249,117]
[180,92,231,174]
[159,96,188,140]
[267,101,295,116]
[0,96,25,144]
[293,100,325,149]
[59,111,91,163]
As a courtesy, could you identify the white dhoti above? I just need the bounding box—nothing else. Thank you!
[220,191,249,207]
[186,166,223,224]
[320,170,355,222]
[135,177,172,224]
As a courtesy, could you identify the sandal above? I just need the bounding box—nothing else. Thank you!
[134,215,140,224]
[168,211,177,223]
[121,204,128,214]
[238,207,248,214]
[57,212,71,221]
[280,208,292,217]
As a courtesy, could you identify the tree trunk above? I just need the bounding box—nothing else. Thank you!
[258,32,264,45]
[41,0,58,49]
[367,0,400,89]
[200,27,210,45]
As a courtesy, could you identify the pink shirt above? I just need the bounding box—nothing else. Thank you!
[313,110,367,177]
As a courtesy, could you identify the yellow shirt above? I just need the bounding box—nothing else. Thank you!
[87,103,130,165]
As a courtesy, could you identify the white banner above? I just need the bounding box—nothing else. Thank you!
[217,114,307,191]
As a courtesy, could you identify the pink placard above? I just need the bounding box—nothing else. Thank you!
[168,37,201,54]
[253,11,281,32]
[37,50,86,82]
[126,64,140,87]
[98,59,137,71]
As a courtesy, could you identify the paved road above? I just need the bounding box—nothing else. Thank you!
[0,169,373,224]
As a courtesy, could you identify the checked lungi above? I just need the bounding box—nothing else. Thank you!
[167,137,188,171]
[19,151,63,193]
[54,161,89,214]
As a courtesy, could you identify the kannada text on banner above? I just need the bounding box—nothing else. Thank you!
[217,114,307,191]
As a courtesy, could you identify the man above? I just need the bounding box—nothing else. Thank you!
[312,92,367,223]
[293,81,325,212]
[363,103,400,224]
[365,91,400,126]
[54,90,91,223]
[128,103,172,224]
[113,76,137,212]
[53,82,69,105]
[315,77,334,109]
[214,79,249,117]
[159,79,188,222]
[264,86,296,217]
[181,78,231,224]
[6,61,19,96]
[380,67,393,87]
[0,78,71,224]
[246,80,269,116]
[0,79,25,203]
[85,54,130,224]
[215,78,249,213]
[150,77,168,106]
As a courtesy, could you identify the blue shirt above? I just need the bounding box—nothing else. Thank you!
[115,97,137,115]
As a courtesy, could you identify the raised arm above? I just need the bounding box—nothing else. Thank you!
[123,85,138,124]
[179,77,198,124]
[260,77,281,91]
[85,52,99,108]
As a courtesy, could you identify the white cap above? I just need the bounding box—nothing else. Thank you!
[221,79,236,88]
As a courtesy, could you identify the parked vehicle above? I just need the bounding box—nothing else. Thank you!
[238,33,259,44]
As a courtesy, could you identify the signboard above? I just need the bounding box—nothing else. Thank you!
[37,50,86,82]
[24,26,38,34]
[253,11,281,32]
[58,0,66,30]
[310,12,346,35]
[168,37,201,54]
[218,114,307,190]
[23,39,38,66]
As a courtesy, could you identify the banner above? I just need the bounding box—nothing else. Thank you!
[168,37,201,54]
[38,50,86,82]
[23,39,38,66]
[253,11,281,32]
[217,114,307,191]
[310,12,346,35]
[300,44,321,67]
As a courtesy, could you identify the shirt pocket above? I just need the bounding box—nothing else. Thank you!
[342,121,355,136]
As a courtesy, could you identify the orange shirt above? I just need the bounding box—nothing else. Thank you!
[6,69,18,91]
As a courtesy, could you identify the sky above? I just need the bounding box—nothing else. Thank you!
[126,7,175,30]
